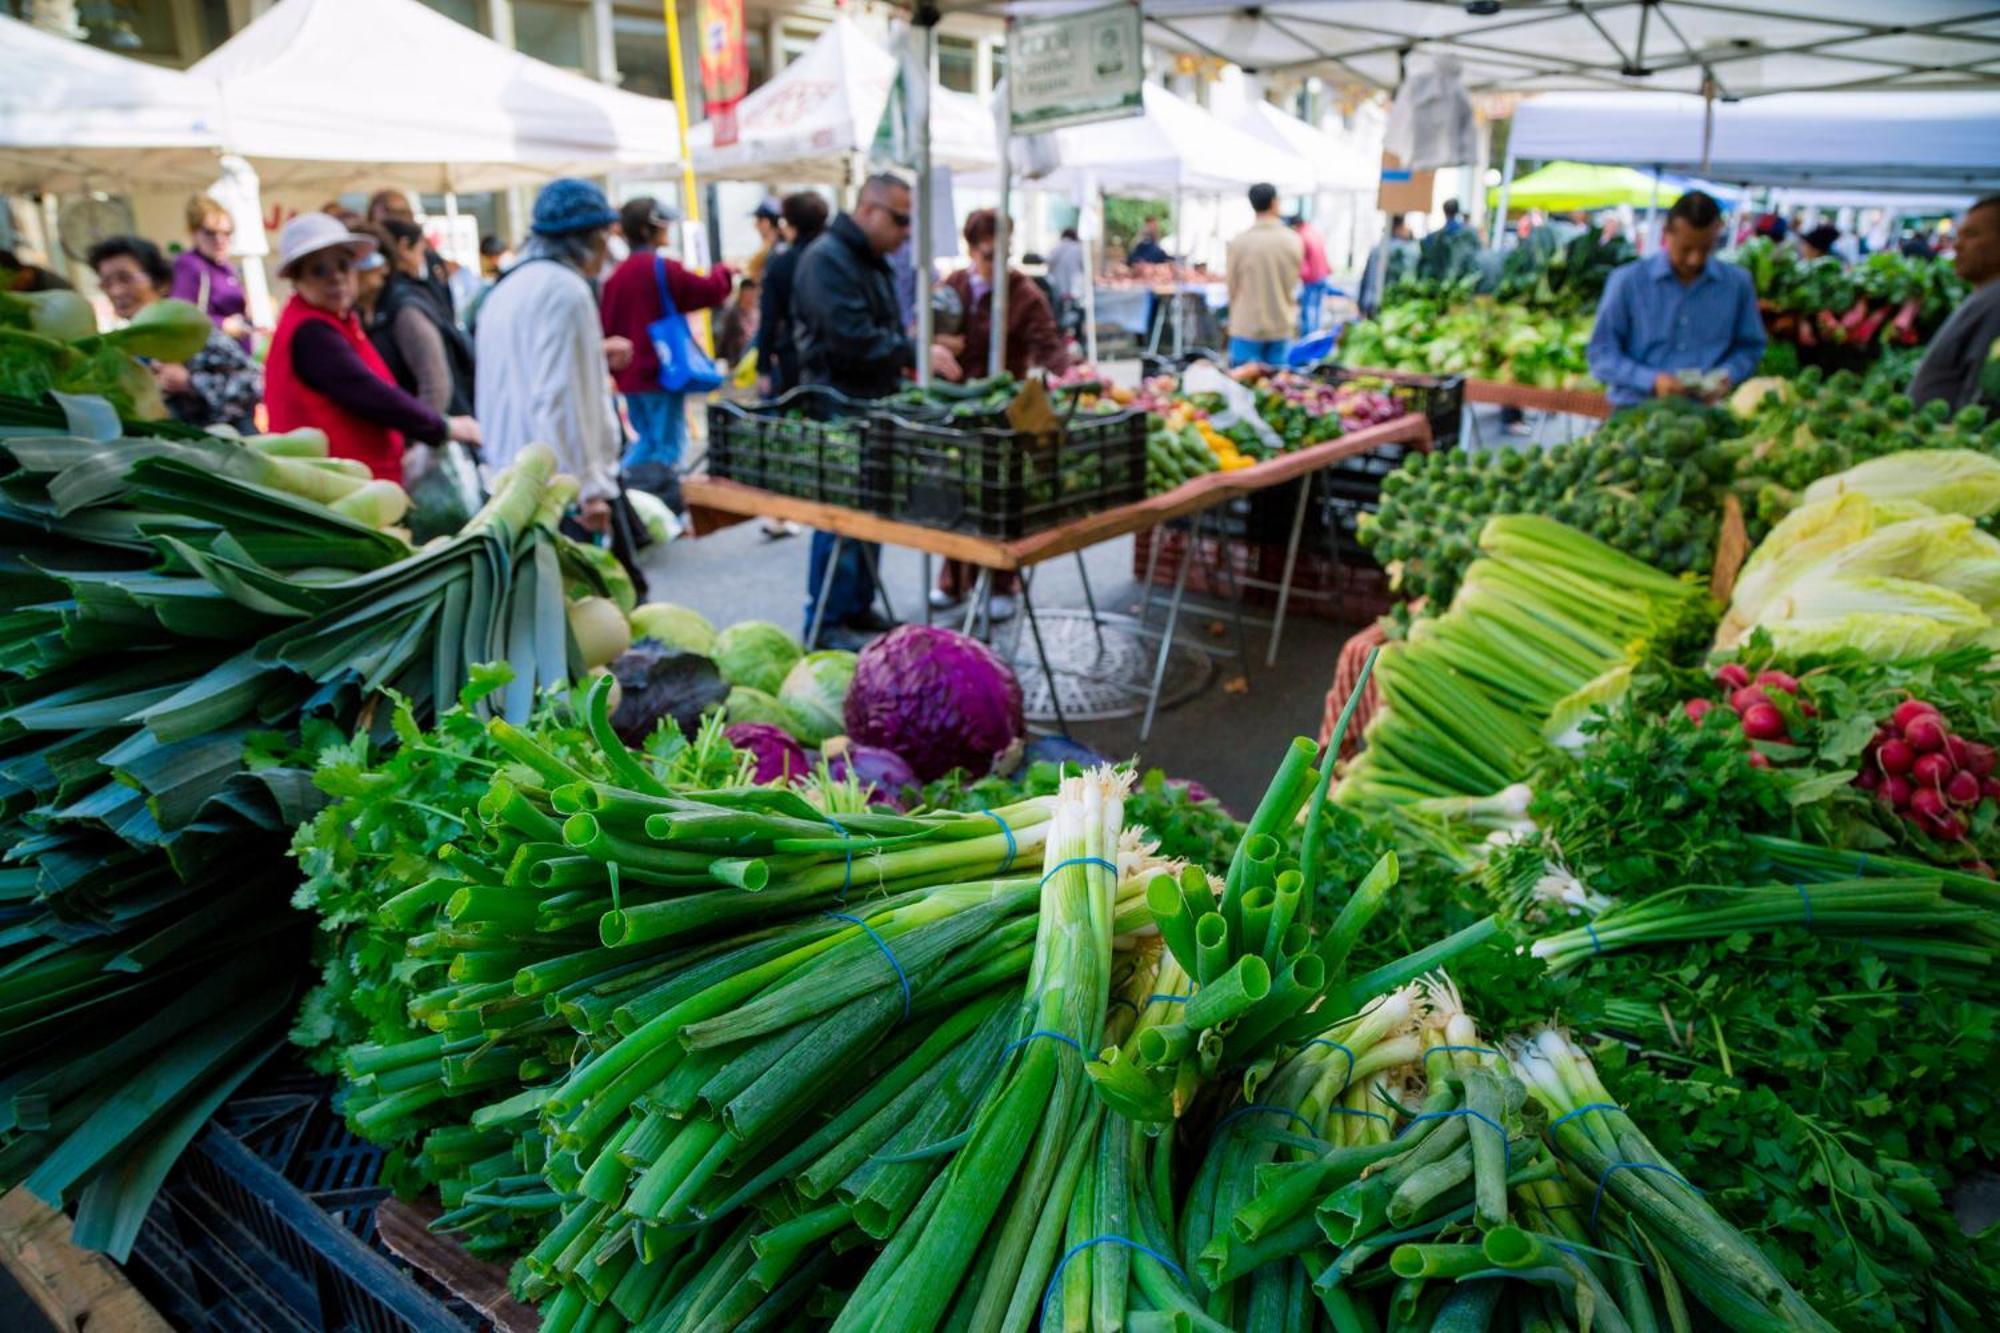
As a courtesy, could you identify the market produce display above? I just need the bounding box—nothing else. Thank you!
[1337,297,1598,390]
[0,395,618,1258]
[1740,239,1966,374]
[1360,399,1736,607]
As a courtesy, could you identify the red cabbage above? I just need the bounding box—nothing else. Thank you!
[723,722,810,785]
[826,742,918,810]
[843,625,1024,782]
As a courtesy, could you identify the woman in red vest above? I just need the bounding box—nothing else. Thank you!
[264,213,478,480]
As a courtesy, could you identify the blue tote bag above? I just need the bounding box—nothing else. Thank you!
[649,254,725,394]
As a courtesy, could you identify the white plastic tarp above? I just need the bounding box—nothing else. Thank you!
[1229,101,1377,194]
[1509,91,2000,193]
[189,0,680,193]
[686,17,996,183]
[0,14,225,192]
[973,82,1315,197]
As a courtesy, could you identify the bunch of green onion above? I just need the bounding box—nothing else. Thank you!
[1338,515,1706,811]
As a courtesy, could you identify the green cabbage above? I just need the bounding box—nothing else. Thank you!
[1801,448,2000,518]
[712,620,802,694]
[724,686,792,728]
[777,650,857,745]
[1756,571,1989,660]
[629,602,717,656]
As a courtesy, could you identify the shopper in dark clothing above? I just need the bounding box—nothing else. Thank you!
[373,217,477,416]
[1912,196,2000,415]
[791,174,952,646]
[756,191,829,395]
[368,189,458,318]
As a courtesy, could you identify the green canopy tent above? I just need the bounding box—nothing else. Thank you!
[1488,161,1682,215]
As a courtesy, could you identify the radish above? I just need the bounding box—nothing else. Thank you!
[1730,685,1771,714]
[1876,739,1914,775]
[1747,751,1772,770]
[1947,770,1982,806]
[1961,740,1997,778]
[1946,735,1973,768]
[1715,663,1750,690]
[1892,699,1939,731]
[1754,669,1799,694]
[1855,767,1882,792]
[1883,775,1914,808]
[1983,777,2000,803]
[1683,698,1713,723]
[1967,861,1995,879]
[1928,812,1968,842]
[1740,704,1787,741]
[1910,787,1948,820]
[1912,752,1955,787]
[1903,715,1948,754]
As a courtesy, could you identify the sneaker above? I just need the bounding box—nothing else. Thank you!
[843,608,901,634]
[985,593,1019,623]
[1500,420,1533,439]
[809,623,874,651]
[928,588,963,613]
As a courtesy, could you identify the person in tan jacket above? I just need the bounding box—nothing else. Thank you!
[1226,182,1304,366]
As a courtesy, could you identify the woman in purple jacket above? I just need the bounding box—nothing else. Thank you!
[170,194,252,351]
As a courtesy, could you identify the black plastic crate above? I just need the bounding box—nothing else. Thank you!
[1312,365,1465,452]
[706,385,882,510]
[871,408,1147,539]
[121,1060,476,1333]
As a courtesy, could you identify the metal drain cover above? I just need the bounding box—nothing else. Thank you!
[997,609,1214,723]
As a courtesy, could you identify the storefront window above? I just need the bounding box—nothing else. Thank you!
[76,0,180,60]
[515,0,587,72]
[417,0,480,30]
[938,35,976,93]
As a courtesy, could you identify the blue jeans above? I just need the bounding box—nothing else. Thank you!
[622,390,686,469]
[805,530,878,638]
[1299,280,1330,336]
[1229,337,1290,368]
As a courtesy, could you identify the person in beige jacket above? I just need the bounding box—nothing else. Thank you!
[1226,182,1305,366]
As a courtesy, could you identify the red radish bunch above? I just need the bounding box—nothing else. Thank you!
[1854,698,1998,843]
[1683,666,1810,768]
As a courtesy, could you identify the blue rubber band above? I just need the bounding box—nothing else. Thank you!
[1421,1044,1501,1066]
[1585,922,1604,955]
[1040,856,1121,888]
[1148,993,1192,1005]
[1591,1161,1702,1226]
[979,806,1017,873]
[1396,1108,1512,1172]
[821,811,855,903]
[608,860,621,914]
[1794,882,1813,925]
[1042,1236,1188,1322]
[824,911,911,1019]
[1548,1102,1621,1133]
[1215,1103,1317,1138]
[1003,1029,1086,1059]
[1307,1039,1357,1093]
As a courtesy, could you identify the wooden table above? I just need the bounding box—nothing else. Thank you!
[1462,377,1613,420]
[684,414,1430,739]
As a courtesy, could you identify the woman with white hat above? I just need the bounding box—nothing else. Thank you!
[264,212,478,482]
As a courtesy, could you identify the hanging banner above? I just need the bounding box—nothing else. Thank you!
[699,0,749,147]
[1007,1,1143,135]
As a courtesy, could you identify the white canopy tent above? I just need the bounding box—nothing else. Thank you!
[1229,100,1377,195]
[189,0,681,193]
[938,2,2000,98]
[0,14,225,193]
[685,16,996,184]
[1507,91,2000,193]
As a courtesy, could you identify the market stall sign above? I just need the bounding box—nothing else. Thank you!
[1007,2,1143,135]
[700,0,749,147]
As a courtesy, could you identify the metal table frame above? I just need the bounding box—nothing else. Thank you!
[683,413,1430,743]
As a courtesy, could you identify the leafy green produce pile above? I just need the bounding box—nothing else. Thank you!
[1338,296,1598,389]
[1359,397,1738,607]
[1493,227,1637,312]
[0,397,618,1259]
[1740,238,1966,351]
[0,290,212,420]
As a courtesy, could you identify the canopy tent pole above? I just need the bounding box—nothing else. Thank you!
[1172,184,1185,359]
[1492,141,1518,248]
[913,19,935,389]
[1646,164,1662,252]
[660,0,713,356]
[1083,173,1100,365]
[990,73,1012,378]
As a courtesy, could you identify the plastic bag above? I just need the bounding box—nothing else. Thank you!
[403,441,484,542]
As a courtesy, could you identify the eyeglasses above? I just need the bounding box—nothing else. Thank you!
[198,225,233,239]
[884,207,912,228]
[301,253,355,281]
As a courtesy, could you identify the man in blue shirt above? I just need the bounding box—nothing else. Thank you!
[1587,190,1765,408]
